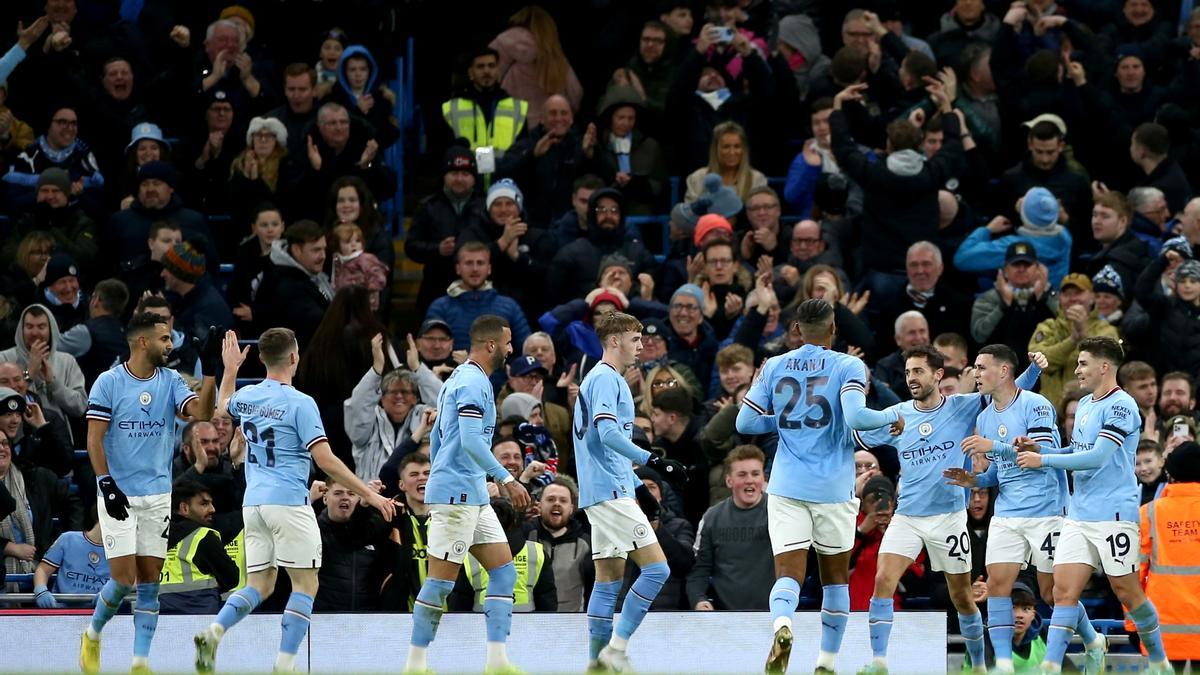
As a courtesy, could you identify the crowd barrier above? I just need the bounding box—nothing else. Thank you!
[0,611,946,672]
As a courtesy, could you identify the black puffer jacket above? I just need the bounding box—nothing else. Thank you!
[314,506,394,613]
[1088,229,1152,300]
[545,188,657,305]
[1134,254,1200,377]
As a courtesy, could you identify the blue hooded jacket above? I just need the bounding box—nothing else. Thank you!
[953,226,1073,289]
[336,45,379,104]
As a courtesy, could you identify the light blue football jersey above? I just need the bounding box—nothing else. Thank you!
[87,363,198,497]
[42,531,110,594]
[228,379,327,507]
[1052,387,1141,522]
[744,344,877,503]
[425,360,508,506]
[973,389,1068,518]
[573,361,648,508]
[854,394,988,516]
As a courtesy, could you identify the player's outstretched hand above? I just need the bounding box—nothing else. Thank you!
[647,454,689,484]
[221,329,249,371]
[889,413,905,436]
[942,467,976,488]
[1028,351,1048,369]
[98,475,130,520]
[503,479,531,509]
[960,434,993,457]
[364,491,396,520]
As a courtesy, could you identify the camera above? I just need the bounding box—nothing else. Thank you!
[713,26,735,44]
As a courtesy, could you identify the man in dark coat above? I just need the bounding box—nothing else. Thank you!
[253,221,332,352]
[545,188,656,305]
[104,161,217,274]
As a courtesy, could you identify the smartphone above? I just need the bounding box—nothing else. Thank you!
[1174,422,1189,438]
[714,26,735,43]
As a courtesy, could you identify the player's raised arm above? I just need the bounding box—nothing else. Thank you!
[840,375,900,430]
[182,327,227,421]
[214,330,249,419]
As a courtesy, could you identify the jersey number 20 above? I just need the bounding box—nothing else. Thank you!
[775,376,832,429]
[243,421,276,467]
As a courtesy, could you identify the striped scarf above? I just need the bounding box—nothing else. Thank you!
[0,465,35,580]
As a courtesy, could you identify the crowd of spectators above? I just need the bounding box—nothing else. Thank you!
[2,0,1200,636]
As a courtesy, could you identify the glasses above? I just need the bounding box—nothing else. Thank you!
[385,389,417,398]
[747,203,779,212]
[706,257,734,267]
[792,237,821,246]
[670,303,700,313]
[52,118,78,127]
[651,379,678,390]
[594,206,620,214]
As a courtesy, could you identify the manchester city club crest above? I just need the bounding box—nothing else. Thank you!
[88,551,100,565]
[998,424,1008,439]
[452,541,467,555]
[139,392,152,406]
[4,399,16,411]
[634,525,649,538]
[918,422,933,437]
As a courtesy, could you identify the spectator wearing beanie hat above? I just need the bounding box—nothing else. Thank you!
[657,175,741,302]
[546,187,656,305]
[954,186,1073,287]
[106,160,216,273]
[228,116,301,237]
[537,287,630,369]
[160,241,232,369]
[38,253,86,333]
[665,283,720,386]
[1135,249,1200,378]
[461,177,557,312]
[1091,264,1126,325]
[406,145,489,314]
[2,168,99,279]
[1029,273,1120,405]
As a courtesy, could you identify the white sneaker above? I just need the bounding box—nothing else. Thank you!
[598,645,632,673]
[193,627,220,673]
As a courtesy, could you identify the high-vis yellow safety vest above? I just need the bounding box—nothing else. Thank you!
[159,526,220,593]
[463,540,545,613]
[222,530,245,597]
[441,97,528,155]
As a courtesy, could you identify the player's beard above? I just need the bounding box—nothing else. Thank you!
[491,348,506,373]
[152,347,170,367]
[911,382,935,402]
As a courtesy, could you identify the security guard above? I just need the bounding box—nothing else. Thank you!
[441,47,527,166]
[448,498,557,612]
[1138,441,1200,663]
[158,480,241,614]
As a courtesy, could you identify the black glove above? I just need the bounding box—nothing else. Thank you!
[646,454,689,485]
[634,483,660,522]
[195,326,224,375]
[97,475,130,520]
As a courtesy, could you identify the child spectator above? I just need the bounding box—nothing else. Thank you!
[331,223,389,311]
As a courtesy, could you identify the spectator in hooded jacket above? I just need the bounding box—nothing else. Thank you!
[252,220,332,351]
[589,86,667,215]
[328,45,398,149]
[546,187,656,305]
[405,146,489,315]
[425,241,531,351]
[0,304,87,431]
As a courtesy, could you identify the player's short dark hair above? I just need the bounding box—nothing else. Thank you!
[978,344,1019,373]
[467,45,500,66]
[904,344,945,371]
[127,311,168,338]
[284,219,324,248]
[794,298,835,339]
[596,311,642,344]
[469,314,509,346]
[258,327,298,367]
[1133,122,1169,157]
[1118,360,1157,386]
[723,444,766,475]
[172,479,211,513]
[93,279,129,316]
[1078,336,1124,367]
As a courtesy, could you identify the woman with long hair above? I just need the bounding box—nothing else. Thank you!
[296,286,391,468]
[2,231,54,310]
[489,5,584,127]
[786,264,874,353]
[324,175,394,271]
[684,120,766,203]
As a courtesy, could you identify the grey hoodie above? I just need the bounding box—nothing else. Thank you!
[0,304,88,425]
[268,239,334,301]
